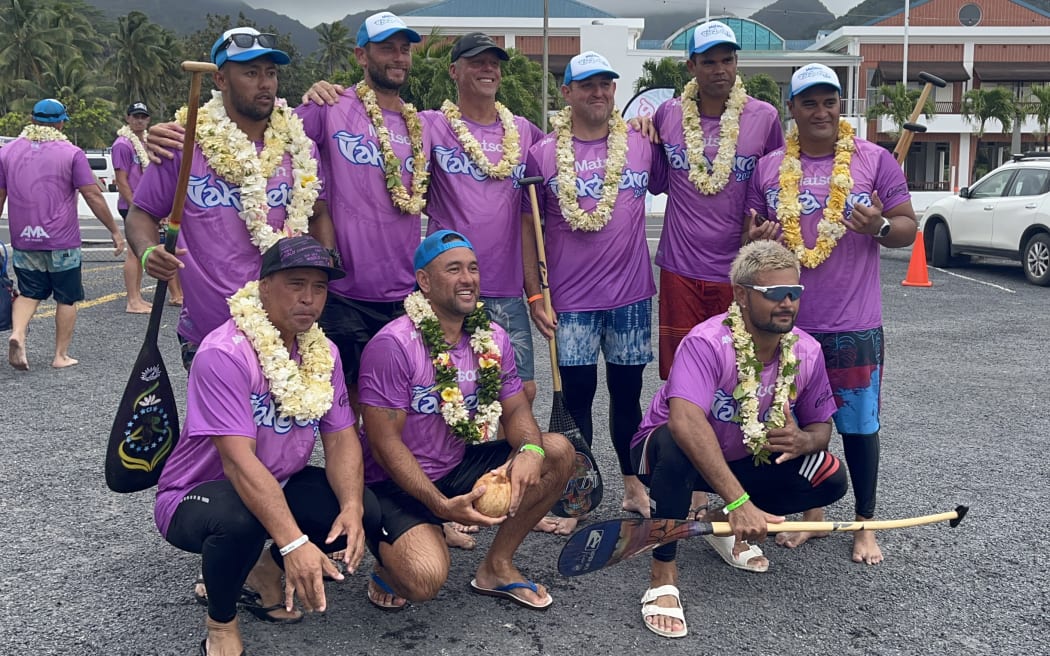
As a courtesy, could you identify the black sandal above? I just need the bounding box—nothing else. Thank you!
[192,577,263,608]
[239,588,304,624]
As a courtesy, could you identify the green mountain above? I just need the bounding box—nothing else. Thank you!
[826,0,1050,32]
[753,0,834,40]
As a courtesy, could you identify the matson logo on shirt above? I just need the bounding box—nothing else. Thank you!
[251,392,319,435]
[187,175,293,211]
[411,383,480,416]
[333,131,419,173]
[433,145,525,183]
[765,187,872,217]
[663,144,757,182]
[548,168,650,200]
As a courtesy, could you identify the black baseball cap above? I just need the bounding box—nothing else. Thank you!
[127,102,150,116]
[259,236,345,281]
[451,32,509,62]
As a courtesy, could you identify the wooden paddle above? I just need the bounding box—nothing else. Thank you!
[105,61,217,493]
[520,175,604,518]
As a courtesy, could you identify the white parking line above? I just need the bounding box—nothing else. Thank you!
[932,267,1016,293]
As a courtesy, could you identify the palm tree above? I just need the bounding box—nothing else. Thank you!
[315,21,353,77]
[633,57,689,95]
[404,28,455,111]
[0,0,64,95]
[962,87,1017,175]
[108,11,175,110]
[1029,84,1050,151]
[866,82,935,138]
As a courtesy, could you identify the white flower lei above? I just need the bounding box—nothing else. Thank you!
[355,82,429,215]
[228,280,335,422]
[439,100,520,179]
[404,291,503,444]
[116,124,150,170]
[724,301,799,465]
[680,76,746,195]
[20,125,68,143]
[551,106,629,232]
[176,91,320,253]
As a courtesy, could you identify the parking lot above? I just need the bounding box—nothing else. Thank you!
[0,232,1045,655]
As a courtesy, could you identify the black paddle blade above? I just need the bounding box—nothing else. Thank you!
[558,518,712,576]
[105,304,180,493]
[548,390,603,518]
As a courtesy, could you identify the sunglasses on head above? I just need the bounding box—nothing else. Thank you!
[741,284,805,302]
[220,32,278,51]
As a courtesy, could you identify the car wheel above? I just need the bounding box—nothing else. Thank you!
[930,221,953,267]
[1023,233,1050,286]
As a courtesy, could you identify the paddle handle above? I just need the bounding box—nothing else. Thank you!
[166,61,215,240]
[524,179,564,393]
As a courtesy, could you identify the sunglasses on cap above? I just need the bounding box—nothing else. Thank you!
[219,32,278,51]
[741,284,805,302]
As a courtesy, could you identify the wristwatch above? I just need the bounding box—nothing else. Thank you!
[875,217,892,239]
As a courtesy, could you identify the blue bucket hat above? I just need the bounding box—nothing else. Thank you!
[414,230,475,272]
[211,27,291,69]
[32,98,69,124]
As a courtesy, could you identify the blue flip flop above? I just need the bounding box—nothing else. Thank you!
[368,572,406,612]
[469,578,553,610]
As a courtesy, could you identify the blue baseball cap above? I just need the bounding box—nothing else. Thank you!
[690,21,740,55]
[414,230,475,271]
[211,27,291,69]
[32,98,69,124]
[790,63,842,99]
[563,51,619,85]
[357,12,421,48]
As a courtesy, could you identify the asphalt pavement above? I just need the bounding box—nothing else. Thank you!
[0,240,1045,655]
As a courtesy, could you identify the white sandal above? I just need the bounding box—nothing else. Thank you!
[703,534,769,572]
[641,584,688,638]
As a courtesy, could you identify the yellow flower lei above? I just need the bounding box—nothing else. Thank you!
[355,82,429,215]
[681,76,747,195]
[439,100,520,179]
[777,119,856,268]
[551,106,629,232]
[404,291,503,444]
[20,125,68,143]
[176,92,320,253]
[724,301,799,465]
[228,280,335,422]
[117,124,150,170]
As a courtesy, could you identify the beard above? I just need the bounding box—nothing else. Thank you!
[368,62,406,92]
[749,309,796,335]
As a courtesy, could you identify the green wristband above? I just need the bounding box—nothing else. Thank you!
[519,443,545,458]
[140,245,157,272]
[722,492,750,514]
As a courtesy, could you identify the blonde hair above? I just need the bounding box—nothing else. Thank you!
[730,240,800,285]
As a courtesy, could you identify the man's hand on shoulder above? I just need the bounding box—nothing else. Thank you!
[302,80,346,106]
[146,122,185,162]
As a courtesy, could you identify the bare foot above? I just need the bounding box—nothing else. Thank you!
[125,302,151,314]
[775,508,829,548]
[52,355,79,369]
[851,528,884,565]
[622,495,651,517]
[244,552,304,622]
[168,297,183,307]
[443,522,477,550]
[368,567,407,610]
[532,515,578,535]
[8,337,28,371]
[472,563,551,608]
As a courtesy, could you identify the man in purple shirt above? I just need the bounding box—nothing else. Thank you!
[522,52,659,534]
[356,230,572,611]
[156,236,381,656]
[0,98,125,371]
[631,240,846,638]
[651,21,784,381]
[744,63,917,565]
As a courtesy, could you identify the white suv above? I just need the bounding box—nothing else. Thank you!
[84,150,116,192]
[921,153,1050,285]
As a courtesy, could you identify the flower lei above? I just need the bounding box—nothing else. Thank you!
[20,125,68,143]
[681,76,747,195]
[403,291,503,444]
[724,301,799,465]
[551,105,629,232]
[356,82,428,214]
[439,100,520,179]
[228,280,335,422]
[117,124,150,170]
[176,91,319,253]
[777,119,856,268]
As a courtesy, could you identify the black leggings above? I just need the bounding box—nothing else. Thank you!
[560,363,646,476]
[165,466,382,622]
[633,425,848,562]
[843,432,879,518]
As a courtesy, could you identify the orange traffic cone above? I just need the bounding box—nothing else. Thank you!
[901,231,933,287]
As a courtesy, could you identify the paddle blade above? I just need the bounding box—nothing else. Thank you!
[548,390,603,518]
[105,339,180,493]
[558,518,712,576]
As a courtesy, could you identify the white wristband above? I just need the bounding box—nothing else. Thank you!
[279,534,309,557]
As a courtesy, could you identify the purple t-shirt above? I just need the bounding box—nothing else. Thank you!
[296,92,433,302]
[0,137,97,250]
[154,319,354,536]
[357,314,524,484]
[422,110,545,297]
[133,143,321,346]
[632,313,836,463]
[653,97,783,282]
[111,135,146,211]
[744,138,911,332]
[522,127,658,312]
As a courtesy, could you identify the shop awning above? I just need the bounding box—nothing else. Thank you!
[973,62,1050,82]
[876,62,970,83]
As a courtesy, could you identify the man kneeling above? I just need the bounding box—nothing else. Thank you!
[358,230,573,611]
[154,236,381,655]
[630,240,847,638]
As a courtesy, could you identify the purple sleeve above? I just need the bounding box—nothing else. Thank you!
[496,327,523,401]
[319,345,355,434]
[663,334,721,415]
[649,139,668,194]
[357,332,413,411]
[521,148,544,215]
[873,147,911,214]
[184,347,257,439]
[111,140,133,172]
[745,161,769,219]
[524,119,544,145]
[295,102,323,144]
[793,344,837,426]
[764,109,785,154]
[132,149,181,218]
[71,150,97,188]
[0,156,6,189]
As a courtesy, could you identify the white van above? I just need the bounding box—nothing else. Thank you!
[84,150,116,192]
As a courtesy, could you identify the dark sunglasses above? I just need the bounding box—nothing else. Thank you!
[741,284,805,302]
[219,32,278,51]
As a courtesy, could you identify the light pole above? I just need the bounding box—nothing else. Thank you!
[542,0,549,132]
[902,0,910,88]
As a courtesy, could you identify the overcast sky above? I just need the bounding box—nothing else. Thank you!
[246,0,863,28]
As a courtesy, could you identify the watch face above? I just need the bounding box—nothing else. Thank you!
[878,219,892,237]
